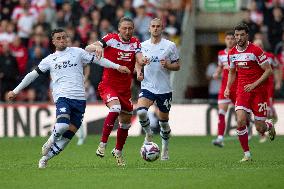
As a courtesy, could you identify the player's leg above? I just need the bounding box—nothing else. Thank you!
[212,102,229,147]
[156,92,172,160]
[39,99,85,168]
[235,109,252,162]
[39,124,78,168]
[97,84,121,157]
[137,90,155,143]
[110,112,132,166]
[76,122,86,146]
[252,92,276,141]
[41,98,71,156]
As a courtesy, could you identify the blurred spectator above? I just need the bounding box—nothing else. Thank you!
[267,7,284,51]
[26,46,49,102]
[66,25,82,47]
[248,0,264,26]
[90,9,101,31]
[113,6,125,29]
[1,0,18,20]
[98,19,114,38]
[206,62,221,102]
[43,0,57,30]
[134,5,151,41]
[241,9,260,41]
[0,21,16,44]
[10,36,28,78]
[165,11,181,45]
[11,0,38,23]
[123,0,136,19]
[77,16,91,46]
[0,42,19,101]
[17,7,36,46]
[35,11,52,36]
[101,0,116,21]
[274,31,284,54]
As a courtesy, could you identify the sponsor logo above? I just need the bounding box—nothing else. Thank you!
[59,107,67,113]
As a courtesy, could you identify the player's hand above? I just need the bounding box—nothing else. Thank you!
[86,44,103,59]
[137,72,144,81]
[212,72,219,80]
[224,88,230,98]
[7,91,16,101]
[275,81,282,91]
[118,66,131,74]
[160,59,169,69]
[244,83,256,92]
[142,56,150,65]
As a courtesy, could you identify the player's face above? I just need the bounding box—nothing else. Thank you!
[52,32,68,51]
[118,21,134,41]
[225,35,235,49]
[234,30,248,47]
[149,20,163,37]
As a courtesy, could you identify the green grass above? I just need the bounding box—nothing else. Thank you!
[0,136,284,189]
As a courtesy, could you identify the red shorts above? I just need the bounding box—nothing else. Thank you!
[98,83,133,113]
[218,85,237,105]
[235,90,268,121]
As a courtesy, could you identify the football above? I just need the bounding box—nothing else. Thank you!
[140,142,160,162]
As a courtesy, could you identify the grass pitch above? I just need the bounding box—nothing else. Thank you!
[0,136,283,189]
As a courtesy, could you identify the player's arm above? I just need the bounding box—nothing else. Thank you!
[224,67,236,98]
[7,69,41,100]
[160,59,180,71]
[244,62,273,92]
[85,41,104,59]
[273,59,282,90]
[135,62,144,81]
[212,64,223,80]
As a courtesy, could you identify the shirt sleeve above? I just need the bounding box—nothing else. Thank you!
[99,33,114,48]
[135,40,142,54]
[80,48,96,65]
[169,43,179,63]
[228,53,235,69]
[37,57,50,73]
[255,46,269,65]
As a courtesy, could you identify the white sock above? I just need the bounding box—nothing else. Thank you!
[217,135,224,141]
[244,151,251,157]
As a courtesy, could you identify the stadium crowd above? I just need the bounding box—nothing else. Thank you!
[1,0,284,103]
[0,0,183,102]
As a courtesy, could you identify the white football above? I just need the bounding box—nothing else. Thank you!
[140,142,160,162]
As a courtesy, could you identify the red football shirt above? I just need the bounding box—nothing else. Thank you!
[228,42,269,93]
[99,33,141,89]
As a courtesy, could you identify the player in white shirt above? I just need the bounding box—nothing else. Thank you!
[7,29,130,168]
[136,18,180,160]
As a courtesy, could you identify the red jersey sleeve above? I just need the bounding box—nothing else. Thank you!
[135,40,142,54]
[228,50,235,69]
[99,33,114,48]
[254,46,268,65]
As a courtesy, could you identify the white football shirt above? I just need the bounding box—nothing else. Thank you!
[141,38,179,94]
[38,47,96,102]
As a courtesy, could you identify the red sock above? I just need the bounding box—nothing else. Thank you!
[116,127,129,151]
[101,112,119,143]
[217,114,225,136]
[237,126,249,152]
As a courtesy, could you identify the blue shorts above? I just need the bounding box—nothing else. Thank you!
[56,97,86,129]
[139,89,172,113]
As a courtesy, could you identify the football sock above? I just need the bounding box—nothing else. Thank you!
[236,126,249,152]
[115,123,130,151]
[217,110,226,137]
[159,120,171,147]
[101,105,121,143]
[49,122,69,143]
[137,107,151,134]
[46,130,75,160]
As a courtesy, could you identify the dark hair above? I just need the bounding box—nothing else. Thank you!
[118,17,134,28]
[51,28,66,38]
[234,23,249,34]
[225,30,234,36]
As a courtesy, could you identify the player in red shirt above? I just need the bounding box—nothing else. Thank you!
[253,39,282,143]
[225,23,276,162]
[212,31,237,147]
[85,17,147,166]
